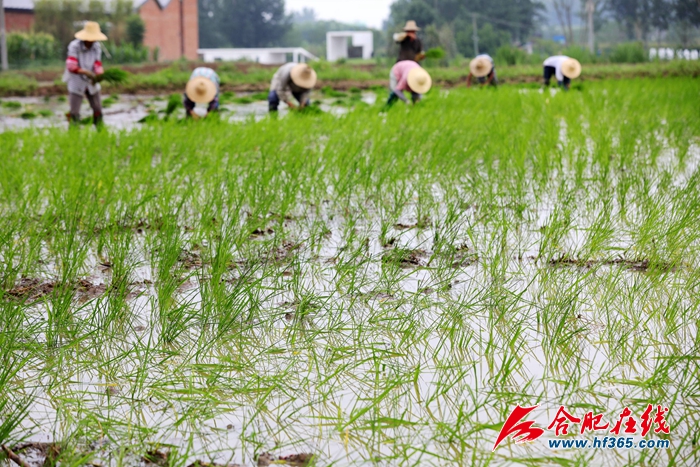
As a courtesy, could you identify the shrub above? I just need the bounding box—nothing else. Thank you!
[609,42,646,63]
[495,45,528,66]
[126,15,146,46]
[103,42,149,64]
[561,46,599,64]
[7,32,59,64]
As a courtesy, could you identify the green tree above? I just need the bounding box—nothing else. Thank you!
[198,0,291,48]
[126,15,146,46]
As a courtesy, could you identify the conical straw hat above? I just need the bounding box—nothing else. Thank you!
[561,58,582,79]
[75,21,108,41]
[290,64,317,89]
[469,56,493,78]
[403,20,420,31]
[186,77,217,104]
[407,67,432,94]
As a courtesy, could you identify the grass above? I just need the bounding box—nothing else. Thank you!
[0,77,698,466]
[2,60,700,96]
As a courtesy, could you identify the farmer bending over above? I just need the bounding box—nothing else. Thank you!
[387,60,432,106]
[184,67,220,119]
[467,54,497,87]
[63,22,106,127]
[543,56,582,90]
[268,63,317,112]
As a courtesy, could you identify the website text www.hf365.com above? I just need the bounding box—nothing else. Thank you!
[548,437,670,450]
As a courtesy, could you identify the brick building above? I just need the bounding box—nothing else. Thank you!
[2,0,198,61]
[134,0,198,61]
[3,0,35,32]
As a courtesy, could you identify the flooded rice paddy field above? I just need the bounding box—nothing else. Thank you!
[0,91,377,132]
[0,78,699,467]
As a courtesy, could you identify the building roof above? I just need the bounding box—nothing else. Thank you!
[4,0,35,10]
[2,0,174,11]
[134,0,173,8]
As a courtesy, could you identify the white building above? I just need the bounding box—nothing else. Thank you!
[326,31,374,61]
[197,48,318,65]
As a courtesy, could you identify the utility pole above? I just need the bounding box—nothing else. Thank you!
[0,0,8,71]
[472,13,479,55]
[586,0,595,54]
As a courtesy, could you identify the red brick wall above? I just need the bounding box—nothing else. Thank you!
[5,10,35,32]
[182,0,198,60]
[139,0,198,62]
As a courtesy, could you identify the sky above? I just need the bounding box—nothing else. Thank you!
[284,0,394,29]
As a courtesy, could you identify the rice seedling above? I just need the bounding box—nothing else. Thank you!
[0,77,698,467]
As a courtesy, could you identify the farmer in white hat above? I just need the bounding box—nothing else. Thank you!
[543,56,582,90]
[467,54,497,87]
[387,60,432,106]
[184,67,220,119]
[63,21,107,127]
[268,63,318,112]
[395,20,425,63]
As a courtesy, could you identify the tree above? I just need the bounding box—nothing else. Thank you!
[126,15,145,46]
[198,0,291,48]
[552,0,575,44]
[388,0,542,57]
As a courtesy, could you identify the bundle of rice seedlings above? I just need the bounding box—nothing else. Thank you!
[99,68,130,84]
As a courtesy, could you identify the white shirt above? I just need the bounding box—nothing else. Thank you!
[476,53,494,64]
[543,55,570,82]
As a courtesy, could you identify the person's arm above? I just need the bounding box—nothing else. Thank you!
[66,42,95,79]
[466,73,473,88]
[415,39,426,61]
[484,72,494,86]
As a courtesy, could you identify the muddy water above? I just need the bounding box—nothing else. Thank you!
[0,92,379,132]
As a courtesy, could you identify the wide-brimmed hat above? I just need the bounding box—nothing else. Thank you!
[407,67,432,94]
[75,21,108,42]
[469,56,493,78]
[290,63,317,89]
[403,20,420,32]
[561,58,582,79]
[186,76,217,104]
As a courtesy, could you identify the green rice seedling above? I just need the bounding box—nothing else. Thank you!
[2,100,22,109]
[19,111,36,119]
[99,67,130,84]
[38,109,54,117]
[0,77,698,466]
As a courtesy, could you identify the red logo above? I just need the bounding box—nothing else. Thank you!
[492,405,545,451]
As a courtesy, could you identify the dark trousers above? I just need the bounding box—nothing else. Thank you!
[543,66,570,88]
[183,93,219,118]
[268,90,309,112]
[69,91,102,125]
[386,91,420,106]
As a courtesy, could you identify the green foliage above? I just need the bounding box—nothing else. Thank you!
[165,94,183,116]
[103,43,149,64]
[6,33,59,64]
[100,68,130,84]
[199,0,290,48]
[608,42,647,63]
[2,101,22,109]
[126,15,146,47]
[321,86,347,98]
[425,47,446,59]
[561,46,600,64]
[495,45,530,66]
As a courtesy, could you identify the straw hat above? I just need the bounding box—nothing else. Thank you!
[469,56,493,78]
[407,67,432,94]
[75,21,108,42]
[403,20,420,31]
[290,64,317,89]
[186,76,217,104]
[561,58,582,79]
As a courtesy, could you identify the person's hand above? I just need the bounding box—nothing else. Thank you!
[93,73,104,83]
[286,101,297,109]
[81,70,96,80]
[190,110,200,120]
